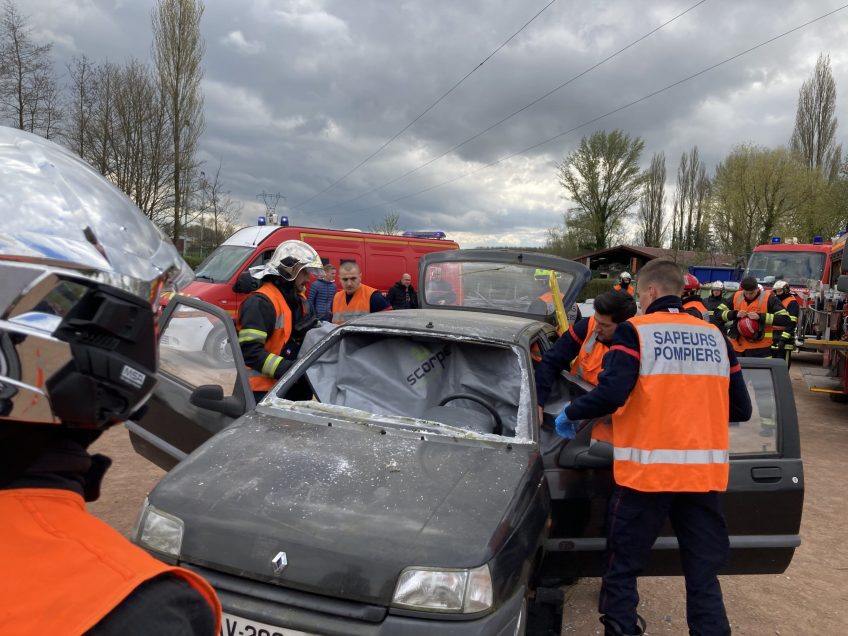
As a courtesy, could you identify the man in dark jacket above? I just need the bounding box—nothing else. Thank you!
[387,273,419,309]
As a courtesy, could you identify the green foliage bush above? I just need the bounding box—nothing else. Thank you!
[183,254,204,270]
[577,277,618,302]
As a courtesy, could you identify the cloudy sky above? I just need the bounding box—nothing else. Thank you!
[22,0,848,247]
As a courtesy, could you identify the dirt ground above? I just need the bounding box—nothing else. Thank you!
[88,351,848,634]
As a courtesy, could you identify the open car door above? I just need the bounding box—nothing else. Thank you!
[126,295,254,470]
[418,249,591,327]
[539,357,803,579]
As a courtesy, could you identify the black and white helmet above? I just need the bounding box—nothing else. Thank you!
[773,280,790,293]
[0,126,192,429]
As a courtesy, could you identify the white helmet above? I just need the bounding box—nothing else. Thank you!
[619,271,632,282]
[254,240,323,281]
[711,281,725,290]
[773,280,790,292]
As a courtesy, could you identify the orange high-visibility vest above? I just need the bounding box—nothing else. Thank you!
[571,317,606,385]
[0,489,221,635]
[332,284,379,324]
[237,282,294,392]
[730,289,773,353]
[611,312,731,492]
[569,317,613,443]
[613,284,635,296]
[682,298,709,320]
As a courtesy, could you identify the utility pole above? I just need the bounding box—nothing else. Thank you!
[257,191,285,225]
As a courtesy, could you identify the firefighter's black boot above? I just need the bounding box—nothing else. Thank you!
[600,613,647,636]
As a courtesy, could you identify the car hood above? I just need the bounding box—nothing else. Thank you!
[149,409,538,605]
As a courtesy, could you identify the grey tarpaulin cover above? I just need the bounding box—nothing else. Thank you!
[303,329,523,436]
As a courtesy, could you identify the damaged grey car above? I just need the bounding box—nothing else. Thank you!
[128,250,803,636]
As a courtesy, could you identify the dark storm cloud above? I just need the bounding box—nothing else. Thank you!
[23,0,848,245]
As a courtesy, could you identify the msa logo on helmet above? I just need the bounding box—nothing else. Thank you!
[406,346,452,386]
[120,364,146,389]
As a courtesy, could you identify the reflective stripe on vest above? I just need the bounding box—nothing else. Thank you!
[571,317,608,385]
[772,294,798,336]
[730,289,772,352]
[612,312,730,492]
[0,489,221,634]
[332,284,378,324]
[237,282,294,392]
[683,298,709,320]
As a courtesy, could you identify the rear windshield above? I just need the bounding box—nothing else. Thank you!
[194,245,255,283]
[422,261,576,316]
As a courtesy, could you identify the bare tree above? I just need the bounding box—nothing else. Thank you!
[671,146,710,251]
[198,162,242,248]
[0,0,62,137]
[556,130,644,250]
[790,53,841,181]
[152,0,205,243]
[369,212,402,235]
[64,55,97,157]
[637,151,666,247]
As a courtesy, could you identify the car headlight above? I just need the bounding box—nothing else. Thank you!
[391,564,493,613]
[134,499,184,559]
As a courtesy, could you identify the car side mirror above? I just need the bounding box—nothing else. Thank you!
[837,275,848,293]
[233,271,258,294]
[189,384,245,418]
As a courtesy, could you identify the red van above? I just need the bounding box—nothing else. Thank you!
[179,225,459,319]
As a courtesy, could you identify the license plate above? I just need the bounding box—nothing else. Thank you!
[220,612,317,636]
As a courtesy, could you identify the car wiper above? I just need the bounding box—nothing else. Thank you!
[459,266,506,277]
[195,273,215,282]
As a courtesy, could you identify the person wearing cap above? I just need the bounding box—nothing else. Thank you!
[681,273,708,320]
[308,259,337,321]
[331,260,391,324]
[613,271,635,296]
[237,240,324,401]
[716,276,791,358]
[552,258,752,636]
[0,126,221,634]
[387,272,419,310]
[770,280,799,367]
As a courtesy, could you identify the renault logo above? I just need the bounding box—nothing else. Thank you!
[271,551,288,574]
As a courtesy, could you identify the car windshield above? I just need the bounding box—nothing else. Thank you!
[745,250,825,286]
[422,261,576,315]
[193,245,255,282]
[285,331,529,440]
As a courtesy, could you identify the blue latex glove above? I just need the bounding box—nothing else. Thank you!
[554,409,578,439]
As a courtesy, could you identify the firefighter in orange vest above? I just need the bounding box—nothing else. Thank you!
[716,276,791,358]
[535,291,637,443]
[770,280,799,368]
[237,240,324,401]
[681,273,709,320]
[613,271,635,296]
[331,260,391,324]
[554,259,752,636]
[0,126,221,634]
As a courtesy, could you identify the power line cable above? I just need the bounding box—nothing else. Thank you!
[337,3,848,216]
[302,0,708,216]
[291,0,558,210]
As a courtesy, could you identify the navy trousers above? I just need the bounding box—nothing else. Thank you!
[599,486,731,636]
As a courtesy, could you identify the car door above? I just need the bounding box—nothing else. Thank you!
[126,295,254,471]
[541,358,803,578]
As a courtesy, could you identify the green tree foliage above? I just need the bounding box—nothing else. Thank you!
[710,145,810,257]
[369,212,402,235]
[790,53,841,181]
[555,130,645,250]
[637,151,666,247]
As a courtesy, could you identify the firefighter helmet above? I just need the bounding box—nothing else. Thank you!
[619,271,632,282]
[254,240,324,281]
[683,273,701,292]
[737,316,759,339]
[0,126,191,429]
[773,280,790,294]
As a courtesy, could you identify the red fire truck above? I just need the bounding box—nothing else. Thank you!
[744,236,833,343]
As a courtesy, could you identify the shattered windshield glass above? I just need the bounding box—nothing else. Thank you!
[292,331,529,440]
[422,260,575,316]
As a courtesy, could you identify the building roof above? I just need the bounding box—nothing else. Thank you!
[574,244,737,267]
